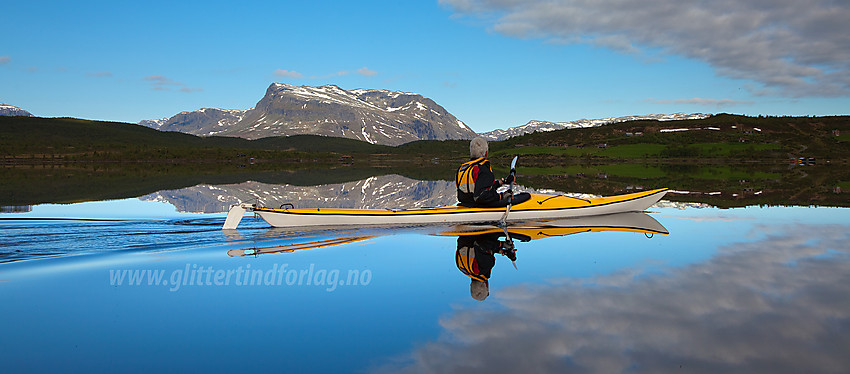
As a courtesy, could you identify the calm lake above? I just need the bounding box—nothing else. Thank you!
[2,174,849,373]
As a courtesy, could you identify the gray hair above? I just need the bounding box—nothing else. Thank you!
[470,279,489,301]
[469,137,488,159]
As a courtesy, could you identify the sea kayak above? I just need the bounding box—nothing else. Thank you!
[222,188,668,229]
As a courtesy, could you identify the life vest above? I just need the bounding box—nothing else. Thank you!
[456,157,487,194]
[455,245,489,282]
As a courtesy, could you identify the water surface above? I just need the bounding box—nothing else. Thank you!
[1,178,848,373]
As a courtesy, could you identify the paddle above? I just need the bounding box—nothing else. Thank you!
[500,156,518,269]
[500,156,518,225]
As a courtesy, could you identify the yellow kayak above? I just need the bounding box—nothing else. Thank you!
[223,188,668,229]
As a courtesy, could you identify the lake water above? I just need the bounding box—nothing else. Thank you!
[2,175,849,373]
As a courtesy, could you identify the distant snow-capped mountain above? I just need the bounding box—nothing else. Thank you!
[153,108,248,134]
[140,83,476,146]
[0,103,34,117]
[137,117,169,130]
[480,113,710,141]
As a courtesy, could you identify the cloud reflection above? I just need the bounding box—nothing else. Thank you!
[376,224,850,373]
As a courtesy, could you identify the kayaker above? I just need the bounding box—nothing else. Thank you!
[455,233,517,301]
[456,137,530,207]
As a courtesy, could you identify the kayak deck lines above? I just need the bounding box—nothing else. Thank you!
[535,195,593,205]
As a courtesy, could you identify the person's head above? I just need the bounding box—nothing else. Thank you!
[470,279,489,301]
[470,137,488,159]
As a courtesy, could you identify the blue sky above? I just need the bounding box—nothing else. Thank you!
[2,0,848,133]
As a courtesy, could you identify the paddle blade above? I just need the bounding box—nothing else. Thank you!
[223,204,248,230]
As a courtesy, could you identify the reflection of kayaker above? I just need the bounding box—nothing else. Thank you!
[455,233,517,301]
[449,212,670,300]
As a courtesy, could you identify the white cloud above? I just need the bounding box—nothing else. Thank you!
[441,0,850,97]
[357,67,378,77]
[0,56,10,65]
[273,69,304,78]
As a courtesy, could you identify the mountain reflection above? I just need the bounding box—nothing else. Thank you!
[375,223,850,374]
[141,175,459,213]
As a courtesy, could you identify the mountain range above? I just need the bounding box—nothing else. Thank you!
[140,83,476,146]
[478,113,711,141]
[139,84,708,146]
[0,104,33,117]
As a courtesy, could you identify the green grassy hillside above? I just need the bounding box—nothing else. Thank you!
[491,114,850,161]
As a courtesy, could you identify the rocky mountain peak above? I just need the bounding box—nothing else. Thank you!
[139,83,475,146]
[0,104,34,117]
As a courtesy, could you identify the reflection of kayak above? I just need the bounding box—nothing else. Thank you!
[225,212,668,257]
[223,188,667,229]
[440,212,669,240]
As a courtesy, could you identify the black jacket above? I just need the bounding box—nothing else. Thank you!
[455,234,501,282]
[456,158,502,206]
